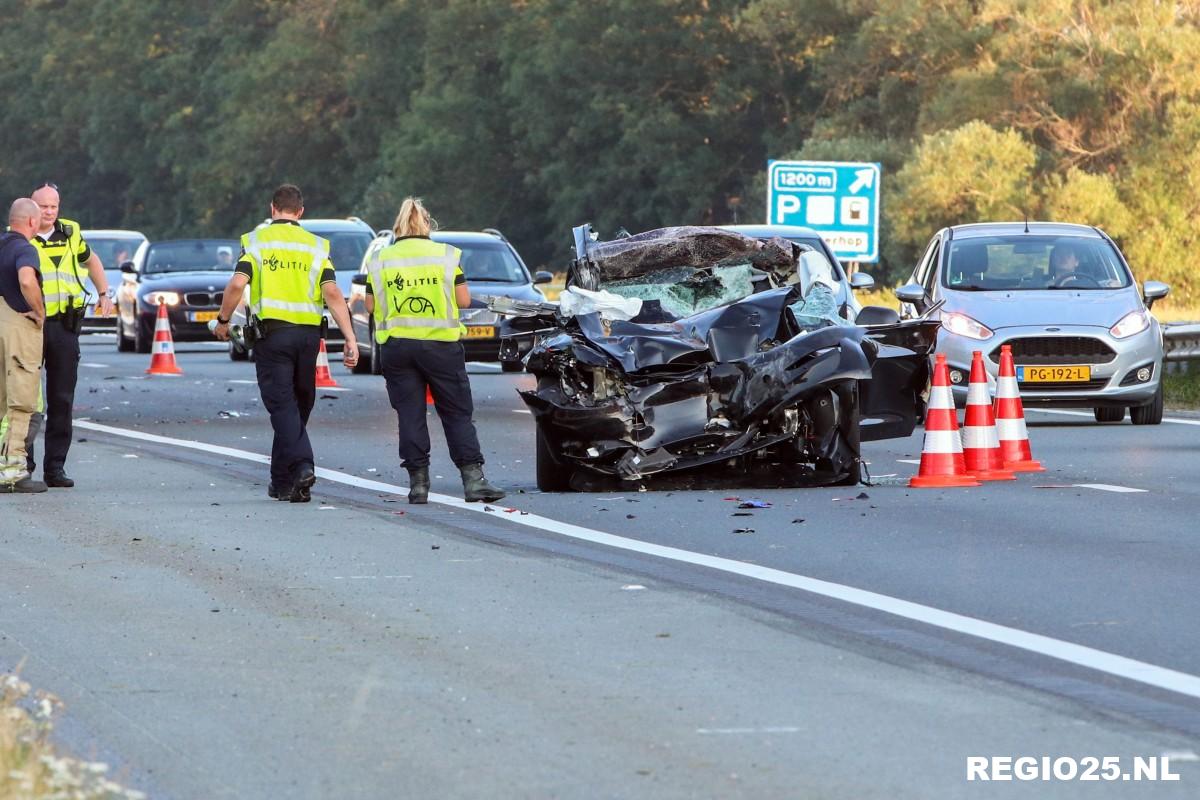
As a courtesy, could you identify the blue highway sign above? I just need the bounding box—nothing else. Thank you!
[767,160,881,262]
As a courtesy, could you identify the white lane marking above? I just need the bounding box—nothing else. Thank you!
[897,459,921,465]
[74,419,1200,701]
[1075,484,1148,493]
[697,727,801,735]
[469,362,503,371]
[227,379,258,384]
[316,386,352,393]
[1030,409,1200,426]
[512,409,531,414]
[81,362,110,368]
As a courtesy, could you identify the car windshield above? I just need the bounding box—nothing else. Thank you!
[144,240,239,274]
[87,234,145,267]
[942,235,1131,291]
[452,241,527,283]
[308,230,373,271]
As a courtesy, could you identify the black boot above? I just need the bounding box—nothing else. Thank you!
[460,463,504,503]
[44,470,74,488]
[290,464,316,503]
[407,466,430,504]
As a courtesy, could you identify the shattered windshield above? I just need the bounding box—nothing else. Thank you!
[569,226,850,329]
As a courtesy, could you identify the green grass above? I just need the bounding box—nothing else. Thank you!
[1164,371,1200,409]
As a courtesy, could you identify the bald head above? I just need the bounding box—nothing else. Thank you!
[30,185,59,232]
[8,198,40,238]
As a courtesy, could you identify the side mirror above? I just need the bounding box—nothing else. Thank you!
[119,260,136,274]
[1143,280,1169,308]
[895,283,926,304]
[534,270,554,285]
[351,273,368,286]
[849,272,875,290]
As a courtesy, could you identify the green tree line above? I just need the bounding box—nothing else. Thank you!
[2,0,1198,301]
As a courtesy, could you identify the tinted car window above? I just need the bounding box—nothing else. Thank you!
[943,236,1131,290]
[88,234,145,267]
[449,241,527,283]
[307,230,373,271]
[144,241,239,274]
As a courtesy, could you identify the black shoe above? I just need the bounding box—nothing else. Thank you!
[1,477,48,494]
[460,463,504,503]
[44,471,74,488]
[290,464,316,503]
[268,483,291,500]
[407,466,430,504]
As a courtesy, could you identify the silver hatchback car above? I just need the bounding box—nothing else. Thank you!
[897,223,1170,424]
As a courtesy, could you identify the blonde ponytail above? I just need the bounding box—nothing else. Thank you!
[392,197,437,238]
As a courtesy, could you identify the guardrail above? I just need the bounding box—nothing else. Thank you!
[1164,322,1200,372]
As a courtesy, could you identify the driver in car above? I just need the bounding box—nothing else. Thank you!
[1049,242,1082,284]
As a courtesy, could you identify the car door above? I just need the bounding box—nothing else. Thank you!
[857,318,941,441]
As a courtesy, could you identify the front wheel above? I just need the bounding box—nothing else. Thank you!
[116,315,134,352]
[1094,406,1124,423]
[134,314,153,354]
[501,360,524,373]
[1129,383,1164,425]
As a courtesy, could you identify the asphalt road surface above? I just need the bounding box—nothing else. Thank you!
[3,333,1199,798]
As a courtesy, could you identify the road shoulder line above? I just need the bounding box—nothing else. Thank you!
[75,418,1200,702]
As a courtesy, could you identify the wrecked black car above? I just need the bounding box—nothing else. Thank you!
[493,226,938,491]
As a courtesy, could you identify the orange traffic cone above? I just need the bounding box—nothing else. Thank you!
[994,344,1045,472]
[961,350,1015,481]
[145,301,183,375]
[315,339,339,388]
[909,353,981,488]
[425,385,435,405]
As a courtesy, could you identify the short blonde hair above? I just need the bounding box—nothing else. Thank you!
[392,197,437,238]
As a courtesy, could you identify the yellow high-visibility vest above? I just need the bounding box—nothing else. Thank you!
[241,222,329,326]
[367,237,465,343]
[31,218,88,317]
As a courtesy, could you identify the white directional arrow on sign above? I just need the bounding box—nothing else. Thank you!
[848,168,876,194]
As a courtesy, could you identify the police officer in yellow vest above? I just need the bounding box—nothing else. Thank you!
[365,197,503,504]
[29,183,115,487]
[213,184,359,502]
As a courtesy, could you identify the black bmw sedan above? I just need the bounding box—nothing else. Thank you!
[116,239,239,353]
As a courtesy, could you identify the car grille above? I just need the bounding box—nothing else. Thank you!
[1018,378,1111,392]
[184,291,223,307]
[991,336,1116,365]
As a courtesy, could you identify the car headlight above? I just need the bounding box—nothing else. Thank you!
[144,291,181,306]
[941,311,993,340]
[1110,309,1150,339]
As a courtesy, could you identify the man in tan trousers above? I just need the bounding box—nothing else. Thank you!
[0,198,48,492]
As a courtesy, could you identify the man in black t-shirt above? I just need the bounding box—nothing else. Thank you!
[0,198,48,492]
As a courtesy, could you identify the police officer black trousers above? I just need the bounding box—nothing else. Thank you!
[253,325,320,489]
[381,338,485,468]
[39,316,81,477]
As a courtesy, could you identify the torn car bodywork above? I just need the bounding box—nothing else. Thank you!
[497,225,938,490]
